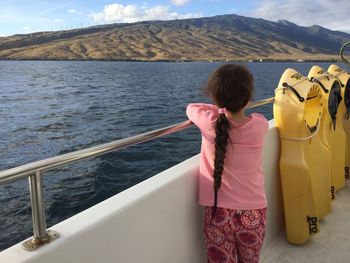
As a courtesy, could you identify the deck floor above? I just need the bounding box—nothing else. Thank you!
[261,182,350,263]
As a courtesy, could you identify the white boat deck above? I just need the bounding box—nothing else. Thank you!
[261,183,350,263]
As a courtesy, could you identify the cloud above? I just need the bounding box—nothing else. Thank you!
[68,9,82,15]
[251,0,350,33]
[21,26,32,33]
[91,3,201,23]
[171,0,189,6]
[53,18,62,22]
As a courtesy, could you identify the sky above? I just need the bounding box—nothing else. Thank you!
[0,0,350,36]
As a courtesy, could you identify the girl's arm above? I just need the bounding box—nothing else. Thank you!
[186,103,218,130]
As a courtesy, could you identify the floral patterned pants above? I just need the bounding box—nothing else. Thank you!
[204,207,267,263]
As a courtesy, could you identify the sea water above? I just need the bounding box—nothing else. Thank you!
[0,61,336,250]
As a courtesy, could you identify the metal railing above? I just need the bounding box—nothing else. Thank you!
[340,41,350,67]
[0,97,274,250]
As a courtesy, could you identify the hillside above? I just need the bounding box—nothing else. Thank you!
[0,14,349,61]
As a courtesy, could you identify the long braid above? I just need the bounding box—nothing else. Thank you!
[204,64,254,217]
[212,113,230,216]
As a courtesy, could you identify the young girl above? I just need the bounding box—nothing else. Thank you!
[186,64,268,263]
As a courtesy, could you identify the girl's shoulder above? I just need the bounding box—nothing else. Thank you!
[251,112,268,122]
[250,113,269,129]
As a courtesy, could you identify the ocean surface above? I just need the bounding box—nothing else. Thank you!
[0,61,338,251]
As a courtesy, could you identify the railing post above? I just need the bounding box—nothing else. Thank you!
[22,171,59,251]
[29,171,48,240]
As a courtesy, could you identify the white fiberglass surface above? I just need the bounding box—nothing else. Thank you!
[0,120,282,263]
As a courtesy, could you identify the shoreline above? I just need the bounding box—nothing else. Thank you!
[0,58,343,63]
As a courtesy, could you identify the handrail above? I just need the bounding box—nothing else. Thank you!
[340,41,350,67]
[0,120,193,186]
[0,96,274,250]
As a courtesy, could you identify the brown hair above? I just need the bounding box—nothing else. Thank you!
[204,64,254,215]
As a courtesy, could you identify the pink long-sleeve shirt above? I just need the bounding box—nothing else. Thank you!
[186,103,268,210]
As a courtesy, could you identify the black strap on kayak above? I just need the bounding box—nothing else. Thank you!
[328,81,342,130]
[309,77,329,93]
[282,82,305,102]
[344,79,350,120]
[335,77,345,87]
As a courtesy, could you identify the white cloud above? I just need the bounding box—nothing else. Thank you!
[21,26,32,33]
[53,18,62,22]
[68,9,82,15]
[251,0,350,33]
[171,0,189,6]
[91,3,201,23]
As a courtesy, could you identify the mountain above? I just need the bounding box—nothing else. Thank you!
[0,14,349,61]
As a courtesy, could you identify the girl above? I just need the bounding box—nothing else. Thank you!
[186,64,268,263]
